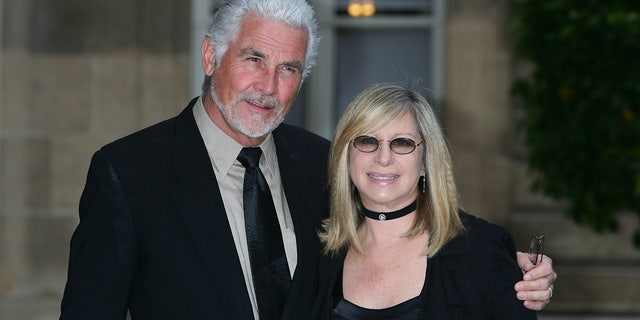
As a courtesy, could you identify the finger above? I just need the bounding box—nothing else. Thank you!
[515,276,553,292]
[516,251,536,273]
[523,299,549,311]
[523,255,555,282]
[516,287,553,302]
[524,268,557,287]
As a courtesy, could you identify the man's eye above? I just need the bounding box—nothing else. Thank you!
[281,65,299,75]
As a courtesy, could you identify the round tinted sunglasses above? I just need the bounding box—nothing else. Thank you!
[351,135,424,155]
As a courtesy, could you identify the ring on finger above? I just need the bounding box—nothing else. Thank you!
[548,286,554,298]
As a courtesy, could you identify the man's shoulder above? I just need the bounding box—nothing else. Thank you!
[273,123,330,144]
[273,123,331,155]
[102,100,196,154]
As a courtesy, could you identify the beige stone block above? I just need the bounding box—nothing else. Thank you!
[94,54,140,136]
[51,136,102,209]
[451,148,481,195]
[27,216,76,276]
[546,263,640,313]
[0,216,29,295]
[34,54,92,134]
[445,102,480,151]
[1,138,51,209]
[447,16,490,106]
[479,156,514,225]
[452,149,513,225]
[0,215,74,312]
[0,266,66,320]
[446,1,513,155]
[140,54,190,127]
[451,148,483,210]
[0,299,61,320]
[23,0,137,53]
[2,50,42,131]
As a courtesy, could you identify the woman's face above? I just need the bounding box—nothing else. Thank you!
[348,113,424,212]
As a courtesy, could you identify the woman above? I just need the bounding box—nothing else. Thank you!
[311,83,537,319]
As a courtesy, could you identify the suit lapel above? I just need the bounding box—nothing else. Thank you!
[170,101,254,319]
[272,128,322,267]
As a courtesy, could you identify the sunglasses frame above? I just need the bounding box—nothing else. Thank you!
[351,135,424,155]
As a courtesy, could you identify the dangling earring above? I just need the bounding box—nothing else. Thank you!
[421,175,427,193]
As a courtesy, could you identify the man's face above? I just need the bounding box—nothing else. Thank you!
[202,14,308,146]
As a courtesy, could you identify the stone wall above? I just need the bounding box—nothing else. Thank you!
[445,0,516,226]
[0,0,190,318]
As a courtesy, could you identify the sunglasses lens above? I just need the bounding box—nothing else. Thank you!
[390,138,417,154]
[528,235,544,265]
[353,136,379,152]
[528,240,538,265]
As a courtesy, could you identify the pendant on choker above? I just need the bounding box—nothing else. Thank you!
[363,200,417,221]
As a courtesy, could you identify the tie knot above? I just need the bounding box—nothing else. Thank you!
[237,147,262,169]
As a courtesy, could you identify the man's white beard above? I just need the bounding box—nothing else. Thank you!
[209,86,285,139]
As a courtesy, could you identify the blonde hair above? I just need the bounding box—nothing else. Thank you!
[319,83,464,257]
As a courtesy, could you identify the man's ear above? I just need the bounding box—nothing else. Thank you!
[201,36,216,76]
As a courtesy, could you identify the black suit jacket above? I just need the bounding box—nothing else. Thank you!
[306,212,537,320]
[60,98,330,319]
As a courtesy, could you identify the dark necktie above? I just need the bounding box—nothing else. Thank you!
[237,147,291,320]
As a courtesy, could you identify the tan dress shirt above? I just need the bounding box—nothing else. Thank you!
[193,97,297,319]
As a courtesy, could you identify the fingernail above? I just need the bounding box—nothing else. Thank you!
[517,292,526,300]
[523,274,532,281]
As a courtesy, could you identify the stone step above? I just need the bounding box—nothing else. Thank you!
[539,313,640,320]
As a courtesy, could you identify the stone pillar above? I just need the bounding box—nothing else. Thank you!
[445,0,514,225]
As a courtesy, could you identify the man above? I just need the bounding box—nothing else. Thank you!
[60,0,556,319]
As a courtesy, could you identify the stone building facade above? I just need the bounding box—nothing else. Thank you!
[0,0,638,319]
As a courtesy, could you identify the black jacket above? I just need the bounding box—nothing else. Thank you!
[306,212,537,320]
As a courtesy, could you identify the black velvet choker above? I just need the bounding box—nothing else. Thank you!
[363,200,417,221]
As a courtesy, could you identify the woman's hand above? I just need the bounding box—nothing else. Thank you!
[514,252,557,310]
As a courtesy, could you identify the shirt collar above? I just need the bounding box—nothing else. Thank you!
[193,96,278,178]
